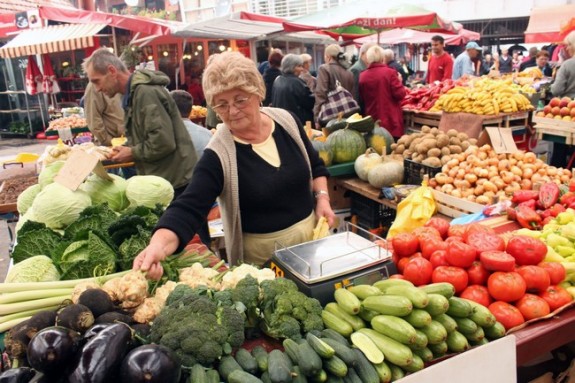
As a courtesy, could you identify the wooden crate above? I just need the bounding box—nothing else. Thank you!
[407,110,531,133]
[533,116,575,145]
[432,190,484,218]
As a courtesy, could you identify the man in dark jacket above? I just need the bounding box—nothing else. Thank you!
[271,54,315,125]
[83,48,197,197]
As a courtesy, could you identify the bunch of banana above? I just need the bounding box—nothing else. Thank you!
[430,79,535,115]
[312,216,330,240]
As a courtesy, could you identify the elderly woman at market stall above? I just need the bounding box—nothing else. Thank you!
[133,51,336,279]
[358,46,406,141]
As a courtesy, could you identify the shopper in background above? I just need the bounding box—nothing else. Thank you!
[314,44,355,127]
[359,45,406,141]
[349,42,376,104]
[271,54,315,125]
[453,41,481,80]
[533,50,553,77]
[480,53,495,75]
[133,51,335,277]
[512,52,522,72]
[399,55,415,85]
[384,49,408,84]
[83,48,197,197]
[299,53,317,93]
[519,47,539,71]
[170,90,212,160]
[262,50,283,106]
[499,49,513,74]
[83,81,125,147]
[426,35,453,83]
[551,31,575,99]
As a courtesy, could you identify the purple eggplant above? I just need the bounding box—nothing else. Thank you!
[26,327,81,376]
[68,323,132,383]
[82,324,112,341]
[0,367,35,383]
[119,344,181,383]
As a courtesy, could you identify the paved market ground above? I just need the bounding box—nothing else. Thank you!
[0,137,51,281]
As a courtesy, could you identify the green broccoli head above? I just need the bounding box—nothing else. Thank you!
[264,314,302,340]
[213,289,233,307]
[260,278,299,304]
[165,284,198,306]
[232,274,260,309]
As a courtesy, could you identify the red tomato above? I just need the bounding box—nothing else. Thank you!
[538,262,567,285]
[487,272,527,302]
[460,285,492,307]
[488,301,525,330]
[506,236,548,266]
[420,239,448,260]
[432,266,469,293]
[413,226,442,241]
[467,261,490,285]
[516,266,551,294]
[515,294,551,320]
[539,285,574,311]
[430,250,449,268]
[462,223,496,243]
[425,217,450,239]
[397,253,422,273]
[403,257,433,286]
[480,251,516,272]
[448,224,468,238]
[445,236,463,244]
[445,241,476,268]
[465,232,506,256]
[391,233,420,258]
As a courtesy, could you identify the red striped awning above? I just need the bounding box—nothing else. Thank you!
[0,23,107,59]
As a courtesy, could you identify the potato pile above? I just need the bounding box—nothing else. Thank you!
[428,145,572,205]
[391,125,477,168]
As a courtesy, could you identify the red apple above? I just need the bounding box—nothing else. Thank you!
[543,105,552,114]
[568,101,575,109]
[560,97,572,108]
[550,97,562,107]
[552,106,561,115]
[561,107,571,117]
[570,108,575,118]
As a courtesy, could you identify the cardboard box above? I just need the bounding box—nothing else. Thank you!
[331,208,351,234]
[328,177,351,210]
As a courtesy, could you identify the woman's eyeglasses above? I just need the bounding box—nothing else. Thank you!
[212,96,251,114]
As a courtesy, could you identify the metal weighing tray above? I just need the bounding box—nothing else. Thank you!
[272,222,392,285]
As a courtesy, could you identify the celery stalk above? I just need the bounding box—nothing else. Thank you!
[0,305,60,325]
[0,296,71,316]
[0,316,32,333]
[0,289,73,305]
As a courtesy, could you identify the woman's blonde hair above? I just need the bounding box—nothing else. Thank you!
[565,30,575,49]
[202,51,266,106]
[366,45,385,65]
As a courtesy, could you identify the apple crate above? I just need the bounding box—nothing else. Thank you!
[533,116,575,145]
[432,190,485,218]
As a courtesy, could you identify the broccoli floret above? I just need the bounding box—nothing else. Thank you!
[150,287,245,367]
[232,274,260,310]
[213,289,233,307]
[302,315,324,333]
[260,278,298,303]
[265,315,302,340]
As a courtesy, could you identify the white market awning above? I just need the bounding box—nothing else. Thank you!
[174,15,284,40]
[0,23,107,59]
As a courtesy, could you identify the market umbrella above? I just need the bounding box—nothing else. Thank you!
[25,56,43,96]
[354,28,480,46]
[41,55,60,107]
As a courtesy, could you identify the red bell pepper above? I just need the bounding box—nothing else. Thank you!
[543,216,555,226]
[539,183,560,209]
[511,190,539,204]
[560,192,575,207]
[506,206,518,221]
[518,199,537,210]
[515,205,543,230]
[549,203,566,217]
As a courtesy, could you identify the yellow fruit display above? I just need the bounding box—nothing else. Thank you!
[189,105,207,119]
[429,78,535,115]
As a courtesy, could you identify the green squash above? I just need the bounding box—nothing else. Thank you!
[324,116,348,133]
[326,129,367,164]
[311,140,333,167]
[366,124,395,155]
[354,148,383,181]
[367,160,404,188]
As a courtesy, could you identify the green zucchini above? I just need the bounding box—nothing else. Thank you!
[433,313,458,333]
[306,333,335,358]
[402,353,424,373]
[446,297,473,318]
[373,361,392,383]
[252,345,269,372]
[464,326,485,343]
[323,355,348,378]
[235,348,258,375]
[419,320,448,345]
[403,309,432,328]
[412,346,434,362]
[373,279,414,292]
[347,284,383,300]
[325,376,344,383]
[321,329,350,346]
[446,330,470,353]
[467,300,497,328]
[190,364,207,383]
[470,337,490,346]
[343,368,362,383]
[387,362,406,381]
[268,349,293,383]
[283,338,300,365]
[310,369,327,382]
[358,307,379,323]
[350,331,385,364]
[428,341,448,357]
[357,328,413,368]
[218,355,243,381]
[484,321,506,339]
[362,295,413,317]
[206,369,221,383]
[297,340,323,376]
[383,285,429,309]
[370,315,417,345]
[334,288,361,315]
[413,329,429,349]
[419,282,456,298]
[322,310,353,337]
[320,338,357,366]
[324,303,366,331]
[228,370,264,383]
[453,317,478,335]
[425,294,450,316]
[292,366,308,383]
[352,348,379,383]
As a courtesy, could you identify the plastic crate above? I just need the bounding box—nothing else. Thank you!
[350,192,396,230]
[404,158,441,185]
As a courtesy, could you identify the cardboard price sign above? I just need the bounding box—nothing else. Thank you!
[484,127,518,154]
[54,150,113,191]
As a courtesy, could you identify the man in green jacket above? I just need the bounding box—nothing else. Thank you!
[83,48,197,196]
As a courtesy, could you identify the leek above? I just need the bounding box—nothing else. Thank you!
[0,296,71,316]
[0,316,32,333]
[0,289,73,305]
[0,305,60,325]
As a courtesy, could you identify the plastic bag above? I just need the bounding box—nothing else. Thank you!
[387,181,436,238]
